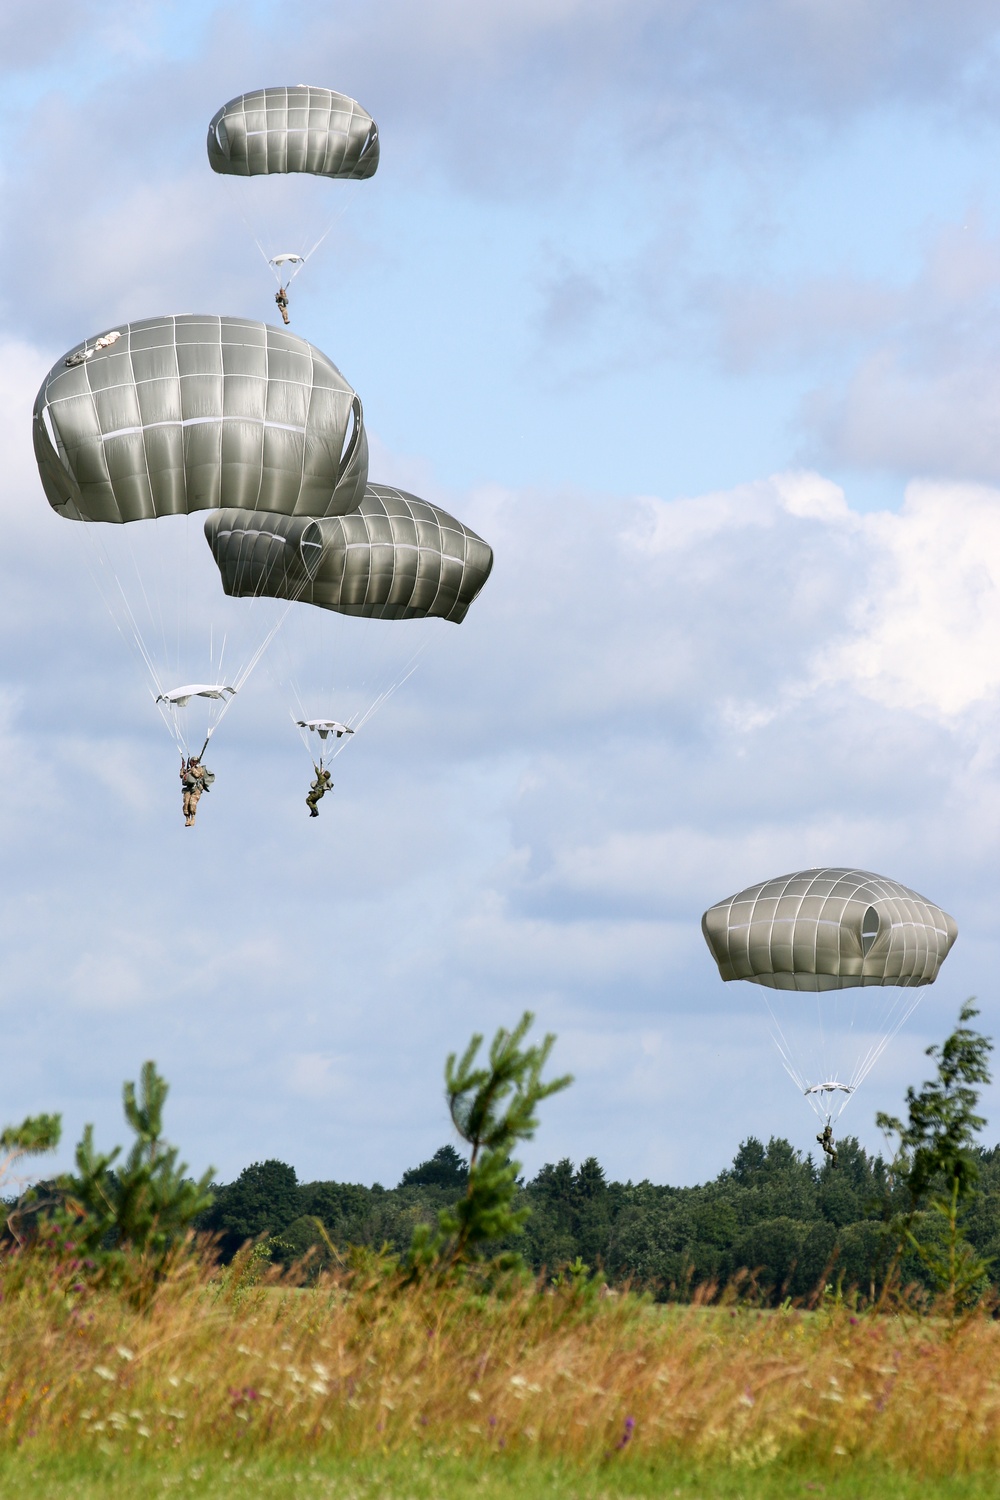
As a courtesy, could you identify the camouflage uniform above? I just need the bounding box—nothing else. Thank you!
[181,758,213,827]
[306,768,332,818]
[816,1123,838,1168]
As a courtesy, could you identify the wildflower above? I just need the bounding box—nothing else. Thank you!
[93,1366,115,1382]
[468,1390,482,1404]
[615,1416,635,1450]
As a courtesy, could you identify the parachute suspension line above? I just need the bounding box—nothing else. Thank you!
[114,522,197,738]
[846,986,924,1094]
[75,527,168,700]
[282,621,435,772]
[761,982,927,1127]
[760,993,811,1098]
[221,171,359,297]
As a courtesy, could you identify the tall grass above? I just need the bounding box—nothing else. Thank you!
[2,1240,999,1476]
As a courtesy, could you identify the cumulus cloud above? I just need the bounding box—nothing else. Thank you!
[816,480,1000,718]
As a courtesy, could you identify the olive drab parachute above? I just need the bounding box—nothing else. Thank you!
[202,485,493,771]
[202,485,494,623]
[207,87,379,181]
[33,315,368,523]
[702,868,957,991]
[207,87,380,315]
[701,868,958,1126]
[32,316,369,760]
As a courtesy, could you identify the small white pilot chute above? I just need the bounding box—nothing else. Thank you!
[294,715,355,771]
[270,252,305,278]
[156,684,236,707]
[296,718,354,740]
[803,1082,854,1100]
[153,685,237,759]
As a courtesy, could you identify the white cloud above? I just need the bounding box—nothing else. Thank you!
[814,480,1000,718]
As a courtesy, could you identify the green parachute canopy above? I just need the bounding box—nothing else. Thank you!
[33,315,368,524]
[702,868,957,992]
[207,86,379,180]
[203,485,494,624]
[701,867,958,1127]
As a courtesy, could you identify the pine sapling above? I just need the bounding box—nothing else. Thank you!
[408,1012,572,1277]
[877,1000,993,1315]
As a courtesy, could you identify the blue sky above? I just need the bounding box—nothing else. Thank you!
[3,0,1000,1191]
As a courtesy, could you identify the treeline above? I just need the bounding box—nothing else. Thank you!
[195,1135,1000,1301]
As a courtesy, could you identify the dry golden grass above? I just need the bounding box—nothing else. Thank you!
[1,1242,998,1477]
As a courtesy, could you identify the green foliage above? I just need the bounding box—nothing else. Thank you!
[399,1144,468,1190]
[407,1011,573,1277]
[0,1113,62,1161]
[877,1001,994,1311]
[199,1159,301,1257]
[1,1112,62,1248]
[61,1060,213,1286]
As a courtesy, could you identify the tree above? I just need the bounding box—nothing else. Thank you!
[877,1001,993,1312]
[407,1011,573,1277]
[398,1145,468,1190]
[203,1160,301,1256]
[62,1061,213,1289]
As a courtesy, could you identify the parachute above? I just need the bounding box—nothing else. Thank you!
[207,87,379,181]
[296,719,354,740]
[203,485,494,768]
[156,685,235,707]
[207,87,379,313]
[33,315,369,757]
[701,867,958,1127]
[203,485,494,623]
[34,315,367,523]
[270,252,305,290]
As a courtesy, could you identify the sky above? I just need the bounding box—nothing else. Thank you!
[3,0,1000,1191]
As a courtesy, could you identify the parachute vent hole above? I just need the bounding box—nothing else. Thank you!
[339,399,359,474]
[40,404,58,451]
[861,906,879,955]
[300,521,323,578]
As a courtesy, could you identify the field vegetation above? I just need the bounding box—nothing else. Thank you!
[2,1007,999,1497]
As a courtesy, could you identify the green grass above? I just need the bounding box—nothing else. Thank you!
[0,1452,997,1500]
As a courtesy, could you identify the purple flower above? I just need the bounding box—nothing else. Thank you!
[615,1416,635,1450]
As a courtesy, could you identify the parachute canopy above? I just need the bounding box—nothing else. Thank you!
[702,867,957,992]
[155,684,236,707]
[204,484,494,624]
[207,86,379,181]
[297,719,354,739]
[34,316,368,524]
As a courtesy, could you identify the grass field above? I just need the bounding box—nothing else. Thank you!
[1,1451,999,1499]
[3,1243,1000,1495]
